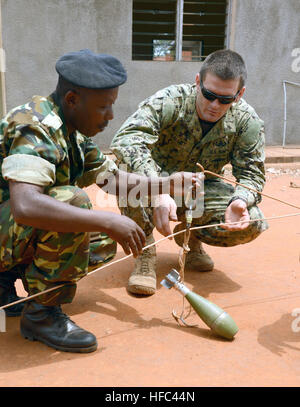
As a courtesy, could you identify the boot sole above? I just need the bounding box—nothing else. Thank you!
[185,264,214,272]
[127,284,156,296]
[5,310,23,317]
[20,327,98,353]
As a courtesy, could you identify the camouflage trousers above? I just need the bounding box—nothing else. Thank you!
[121,178,268,246]
[0,186,117,306]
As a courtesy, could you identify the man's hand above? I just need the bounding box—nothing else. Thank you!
[221,199,250,231]
[9,181,146,258]
[105,213,146,257]
[153,194,177,238]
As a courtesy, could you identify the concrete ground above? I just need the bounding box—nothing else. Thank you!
[0,147,300,388]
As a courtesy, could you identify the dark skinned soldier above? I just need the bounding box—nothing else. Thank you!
[0,49,197,352]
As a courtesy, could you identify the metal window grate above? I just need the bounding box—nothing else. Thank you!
[132,0,177,61]
[132,0,228,61]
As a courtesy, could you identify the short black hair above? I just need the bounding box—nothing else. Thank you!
[200,49,247,88]
[55,75,81,99]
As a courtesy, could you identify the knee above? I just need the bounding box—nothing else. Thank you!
[89,236,117,267]
[121,205,154,235]
[194,221,265,247]
[47,186,92,209]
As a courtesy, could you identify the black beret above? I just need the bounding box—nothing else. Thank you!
[55,49,127,89]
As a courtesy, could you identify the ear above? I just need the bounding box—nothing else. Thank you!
[64,90,80,108]
[195,73,201,90]
[235,86,246,103]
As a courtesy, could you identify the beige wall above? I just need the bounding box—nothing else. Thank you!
[1,0,299,147]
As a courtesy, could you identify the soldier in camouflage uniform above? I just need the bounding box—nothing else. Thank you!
[0,49,194,353]
[111,49,268,296]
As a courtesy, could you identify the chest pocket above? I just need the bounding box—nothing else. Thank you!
[152,121,198,172]
[197,137,230,173]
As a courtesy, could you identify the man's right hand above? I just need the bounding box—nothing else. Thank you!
[9,181,146,258]
[153,194,177,238]
[105,213,146,257]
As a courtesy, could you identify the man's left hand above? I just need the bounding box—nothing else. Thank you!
[221,199,250,231]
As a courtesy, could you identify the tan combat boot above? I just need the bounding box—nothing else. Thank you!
[173,223,214,271]
[127,234,157,295]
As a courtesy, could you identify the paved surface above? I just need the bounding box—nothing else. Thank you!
[0,155,300,388]
[265,146,300,164]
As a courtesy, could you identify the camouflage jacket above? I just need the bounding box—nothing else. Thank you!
[0,94,117,204]
[111,83,266,206]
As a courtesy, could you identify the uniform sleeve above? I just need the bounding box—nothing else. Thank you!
[76,138,118,188]
[110,96,176,177]
[1,123,60,186]
[230,116,266,206]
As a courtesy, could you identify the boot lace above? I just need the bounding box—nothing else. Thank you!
[141,249,153,275]
[48,306,72,323]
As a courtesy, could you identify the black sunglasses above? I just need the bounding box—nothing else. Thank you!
[200,79,240,104]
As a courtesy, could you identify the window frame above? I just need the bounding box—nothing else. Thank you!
[132,0,232,62]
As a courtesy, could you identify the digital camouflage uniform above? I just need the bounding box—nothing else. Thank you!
[0,94,118,305]
[111,83,268,246]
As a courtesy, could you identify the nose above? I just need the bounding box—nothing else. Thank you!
[105,106,114,121]
[210,98,222,108]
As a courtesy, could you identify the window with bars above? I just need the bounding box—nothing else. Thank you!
[132,0,228,61]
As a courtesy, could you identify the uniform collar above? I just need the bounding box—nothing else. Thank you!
[47,92,69,137]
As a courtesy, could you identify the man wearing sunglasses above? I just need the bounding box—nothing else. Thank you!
[111,49,267,296]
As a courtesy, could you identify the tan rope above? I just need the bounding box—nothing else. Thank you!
[1,211,300,312]
[172,162,300,326]
[196,163,300,210]
[178,228,191,280]
[1,161,299,336]
[172,226,197,327]
[171,162,300,326]
[1,162,299,313]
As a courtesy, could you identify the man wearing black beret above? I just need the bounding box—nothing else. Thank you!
[0,49,198,353]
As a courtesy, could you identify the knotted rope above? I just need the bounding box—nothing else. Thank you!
[0,212,299,319]
[171,163,300,327]
[1,163,299,324]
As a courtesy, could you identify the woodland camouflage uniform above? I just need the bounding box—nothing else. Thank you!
[0,94,118,305]
[111,83,268,245]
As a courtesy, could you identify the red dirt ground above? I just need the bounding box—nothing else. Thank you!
[0,169,299,387]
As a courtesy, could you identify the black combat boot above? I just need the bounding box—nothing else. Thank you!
[0,269,25,317]
[20,301,98,353]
